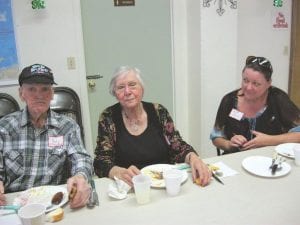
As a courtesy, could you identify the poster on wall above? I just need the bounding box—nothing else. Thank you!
[271,9,289,30]
[0,0,19,86]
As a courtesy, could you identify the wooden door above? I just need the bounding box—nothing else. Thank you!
[289,0,300,107]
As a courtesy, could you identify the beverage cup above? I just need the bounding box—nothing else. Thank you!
[18,203,46,225]
[293,144,300,166]
[163,169,183,196]
[132,174,151,204]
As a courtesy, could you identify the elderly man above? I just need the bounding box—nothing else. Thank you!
[0,64,92,208]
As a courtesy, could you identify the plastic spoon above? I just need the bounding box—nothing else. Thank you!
[47,192,63,210]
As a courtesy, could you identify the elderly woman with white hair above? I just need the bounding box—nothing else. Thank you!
[93,66,211,186]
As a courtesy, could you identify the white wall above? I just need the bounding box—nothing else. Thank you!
[173,0,292,158]
[237,1,292,90]
[0,0,94,153]
[1,0,292,159]
[171,0,188,137]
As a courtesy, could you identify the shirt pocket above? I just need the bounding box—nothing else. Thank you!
[46,148,67,175]
[4,150,24,179]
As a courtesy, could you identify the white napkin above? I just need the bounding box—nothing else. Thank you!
[107,176,131,200]
[0,212,22,225]
[212,161,238,177]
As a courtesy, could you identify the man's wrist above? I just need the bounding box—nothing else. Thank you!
[75,172,88,181]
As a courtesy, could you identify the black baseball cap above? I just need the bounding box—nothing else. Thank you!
[19,64,57,86]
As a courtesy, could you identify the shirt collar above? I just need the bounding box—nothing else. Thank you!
[20,106,60,129]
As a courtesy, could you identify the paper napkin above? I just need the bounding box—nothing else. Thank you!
[107,176,131,200]
[0,212,22,225]
[212,161,238,177]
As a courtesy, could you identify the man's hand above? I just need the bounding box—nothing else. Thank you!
[67,174,91,209]
[0,181,6,205]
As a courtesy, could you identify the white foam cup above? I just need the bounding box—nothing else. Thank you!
[163,169,183,196]
[293,143,300,166]
[18,203,46,225]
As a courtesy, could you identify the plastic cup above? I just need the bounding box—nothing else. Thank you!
[18,203,46,225]
[132,174,151,204]
[163,169,183,196]
[293,144,300,166]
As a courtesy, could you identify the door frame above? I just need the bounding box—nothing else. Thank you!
[289,0,300,107]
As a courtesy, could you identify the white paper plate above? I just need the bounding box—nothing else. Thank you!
[275,143,296,159]
[14,186,68,212]
[242,156,291,178]
[141,164,188,188]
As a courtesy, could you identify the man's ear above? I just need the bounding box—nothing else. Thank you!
[51,87,54,100]
[19,87,25,102]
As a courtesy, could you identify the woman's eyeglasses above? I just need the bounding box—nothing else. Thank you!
[115,81,139,94]
[246,56,273,74]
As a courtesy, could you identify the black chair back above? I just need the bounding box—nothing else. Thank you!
[0,93,20,119]
[50,87,84,144]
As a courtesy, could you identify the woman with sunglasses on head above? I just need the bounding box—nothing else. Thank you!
[93,66,211,186]
[210,56,300,154]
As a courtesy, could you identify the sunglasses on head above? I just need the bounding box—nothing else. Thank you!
[245,56,273,73]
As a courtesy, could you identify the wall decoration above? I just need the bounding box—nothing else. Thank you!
[203,0,237,16]
[0,0,19,86]
[32,0,45,9]
[273,0,283,7]
[272,11,288,29]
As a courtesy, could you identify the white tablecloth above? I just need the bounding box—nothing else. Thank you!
[4,146,300,225]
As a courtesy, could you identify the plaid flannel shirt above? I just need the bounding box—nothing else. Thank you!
[0,107,92,193]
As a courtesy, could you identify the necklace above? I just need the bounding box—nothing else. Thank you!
[123,111,141,132]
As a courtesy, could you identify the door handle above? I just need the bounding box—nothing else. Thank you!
[86,75,103,80]
[86,75,103,89]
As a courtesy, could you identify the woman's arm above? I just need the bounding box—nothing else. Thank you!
[155,103,211,186]
[93,108,117,177]
[212,137,232,151]
[155,103,196,163]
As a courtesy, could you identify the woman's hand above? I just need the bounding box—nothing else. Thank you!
[229,134,248,149]
[109,165,140,187]
[187,153,211,186]
[241,130,270,150]
[67,174,91,209]
[0,181,6,205]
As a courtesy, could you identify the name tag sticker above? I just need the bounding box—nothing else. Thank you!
[48,136,64,147]
[229,108,244,121]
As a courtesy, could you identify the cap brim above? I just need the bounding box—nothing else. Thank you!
[21,76,57,85]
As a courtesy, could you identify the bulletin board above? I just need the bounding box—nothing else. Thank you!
[0,0,19,86]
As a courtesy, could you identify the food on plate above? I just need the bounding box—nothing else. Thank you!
[194,178,203,186]
[51,192,64,205]
[150,170,163,180]
[208,164,220,172]
[142,169,163,180]
[68,186,77,201]
[141,164,188,188]
[46,207,64,222]
[13,186,50,206]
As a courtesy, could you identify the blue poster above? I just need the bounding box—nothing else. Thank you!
[0,0,18,84]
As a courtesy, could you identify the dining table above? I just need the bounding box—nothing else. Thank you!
[4,146,300,225]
